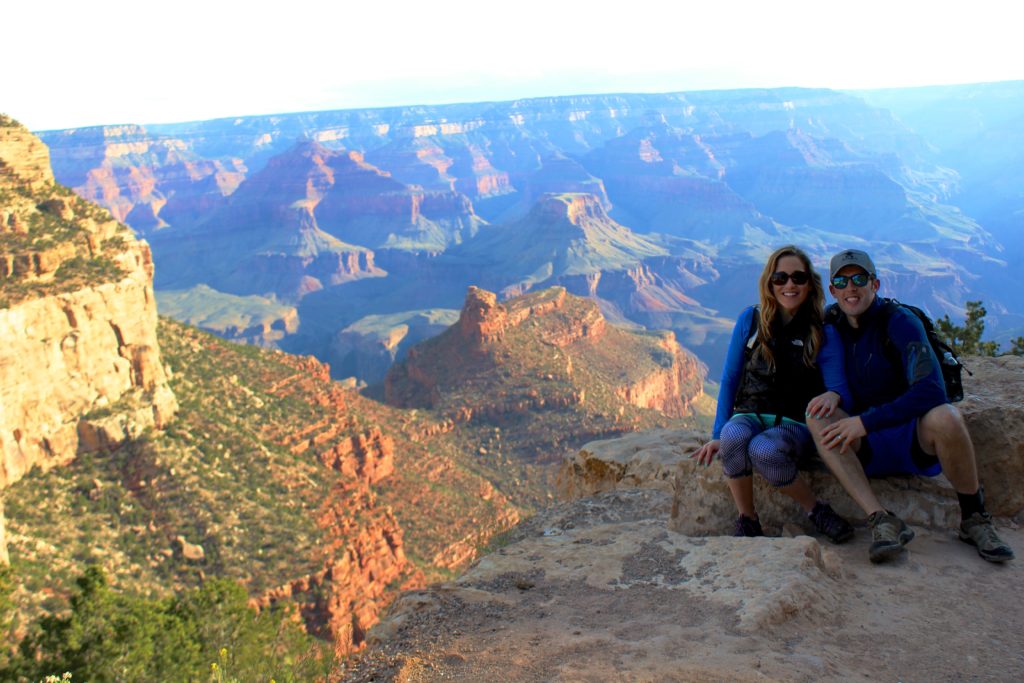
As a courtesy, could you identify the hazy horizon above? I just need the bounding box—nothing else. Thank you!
[7,0,1023,131]
[21,78,1024,133]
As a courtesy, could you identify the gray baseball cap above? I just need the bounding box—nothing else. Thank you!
[829,249,876,279]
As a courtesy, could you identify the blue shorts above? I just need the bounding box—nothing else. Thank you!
[860,418,942,477]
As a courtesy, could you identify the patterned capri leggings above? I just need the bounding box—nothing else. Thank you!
[719,414,814,488]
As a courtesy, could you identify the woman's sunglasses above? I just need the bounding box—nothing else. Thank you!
[770,270,810,286]
[831,273,872,289]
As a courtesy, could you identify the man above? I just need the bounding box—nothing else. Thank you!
[805,248,1014,563]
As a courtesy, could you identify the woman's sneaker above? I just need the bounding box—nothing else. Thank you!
[959,512,1015,562]
[867,510,914,563]
[734,514,764,537]
[809,502,854,544]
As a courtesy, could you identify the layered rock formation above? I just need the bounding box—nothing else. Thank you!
[379,285,707,495]
[386,286,705,421]
[0,119,53,190]
[41,123,244,234]
[256,481,417,656]
[0,119,177,490]
[235,347,521,655]
[151,142,388,301]
[4,310,523,659]
[38,86,1023,377]
[445,193,669,297]
[418,192,732,375]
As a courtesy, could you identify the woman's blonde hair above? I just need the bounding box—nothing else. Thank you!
[753,244,824,369]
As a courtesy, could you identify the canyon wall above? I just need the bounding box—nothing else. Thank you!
[0,118,177,491]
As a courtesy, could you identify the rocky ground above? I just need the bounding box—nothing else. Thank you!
[343,487,1024,682]
[344,354,1024,683]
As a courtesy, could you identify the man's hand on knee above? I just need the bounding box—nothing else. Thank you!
[820,416,867,454]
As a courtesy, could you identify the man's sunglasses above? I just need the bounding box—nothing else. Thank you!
[831,273,872,289]
[770,270,810,286]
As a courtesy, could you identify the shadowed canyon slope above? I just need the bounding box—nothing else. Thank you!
[34,83,1024,378]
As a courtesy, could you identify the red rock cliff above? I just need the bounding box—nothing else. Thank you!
[385,285,703,423]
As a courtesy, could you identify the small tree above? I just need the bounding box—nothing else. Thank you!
[5,568,336,683]
[14,566,199,683]
[935,301,1000,356]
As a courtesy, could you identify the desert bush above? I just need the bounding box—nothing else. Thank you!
[3,567,335,683]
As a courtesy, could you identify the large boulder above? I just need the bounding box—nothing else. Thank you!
[958,354,1024,516]
[561,429,962,533]
[560,356,1024,531]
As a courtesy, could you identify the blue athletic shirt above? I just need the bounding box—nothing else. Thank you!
[713,305,851,439]
[819,297,948,432]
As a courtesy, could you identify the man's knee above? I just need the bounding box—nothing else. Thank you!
[921,403,969,440]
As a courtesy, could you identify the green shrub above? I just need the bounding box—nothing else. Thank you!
[4,567,336,683]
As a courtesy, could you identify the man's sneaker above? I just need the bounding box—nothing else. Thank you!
[809,502,855,544]
[959,512,1015,563]
[734,514,764,537]
[867,510,914,563]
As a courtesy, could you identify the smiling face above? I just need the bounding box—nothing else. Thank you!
[829,264,879,321]
[771,254,811,316]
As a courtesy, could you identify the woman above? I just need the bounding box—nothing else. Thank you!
[692,245,853,541]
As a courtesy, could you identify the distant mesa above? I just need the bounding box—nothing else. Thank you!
[385,286,706,450]
[40,122,245,234]
[447,192,668,296]
[366,134,514,203]
[150,141,392,301]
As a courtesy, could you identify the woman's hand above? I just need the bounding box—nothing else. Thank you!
[806,391,841,420]
[691,439,720,467]
[819,416,866,454]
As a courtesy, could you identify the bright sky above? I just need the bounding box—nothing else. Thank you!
[5,0,1022,131]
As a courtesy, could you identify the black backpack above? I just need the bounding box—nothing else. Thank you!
[825,298,967,402]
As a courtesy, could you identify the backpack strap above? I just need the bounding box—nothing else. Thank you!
[745,304,761,354]
[876,298,903,367]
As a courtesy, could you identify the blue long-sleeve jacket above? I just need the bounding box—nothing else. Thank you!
[712,305,851,438]
[819,298,947,432]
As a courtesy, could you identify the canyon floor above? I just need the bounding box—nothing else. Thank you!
[344,488,1024,683]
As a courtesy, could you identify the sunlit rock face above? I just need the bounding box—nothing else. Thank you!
[0,118,177,489]
[384,286,705,439]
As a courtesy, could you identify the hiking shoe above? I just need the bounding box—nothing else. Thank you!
[959,512,1015,563]
[809,502,855,544]
[734,514,764,537]
[868,510,914,563]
